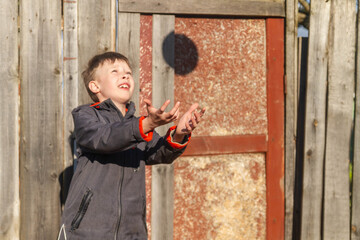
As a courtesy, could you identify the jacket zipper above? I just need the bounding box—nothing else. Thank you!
[70,188,93,231]
[114,110,125,240]
[114,159,125,240]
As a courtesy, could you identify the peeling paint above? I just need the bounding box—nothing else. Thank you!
[140,14,153,239]
[174,18,267,136]
[139,14,153,117]
[173,154,266,240]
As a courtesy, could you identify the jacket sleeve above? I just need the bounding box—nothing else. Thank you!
[145,126,191,165]
[72,106,152,154]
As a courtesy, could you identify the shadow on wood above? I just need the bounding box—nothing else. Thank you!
[59,134,76,208]
[293,37,308,240]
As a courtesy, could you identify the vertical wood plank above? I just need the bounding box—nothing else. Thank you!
[285,0,298,239]
[151,14,175,240]
[62,0,78,207]
[300,0,330,239]
[117,13,141,115]
[352,1,360,238]
[323,0,356,239]
[78,0,116,105]
[0,1,19,239]
[19,0,62,239]
[111,0,116,52]
[266,18,285,240]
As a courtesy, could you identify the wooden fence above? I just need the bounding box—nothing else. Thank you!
[1,0,286,239]
[285,0,360,239]
[1,0,118,239]
[6,0,360,239]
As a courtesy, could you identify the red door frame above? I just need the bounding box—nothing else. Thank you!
[265,18,285,240]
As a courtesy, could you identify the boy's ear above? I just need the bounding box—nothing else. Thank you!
[89,81,100,94]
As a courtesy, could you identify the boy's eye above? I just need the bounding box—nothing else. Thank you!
[112,69,117,73]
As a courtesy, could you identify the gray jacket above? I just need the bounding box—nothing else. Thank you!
[59,99,188,240]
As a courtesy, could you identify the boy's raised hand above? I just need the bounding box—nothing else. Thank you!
[172,103,206,143]
[142,99,180,133]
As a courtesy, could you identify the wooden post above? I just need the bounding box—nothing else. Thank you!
[352,1,360,238]
[77,0,116,105]
[323,0,356,239]
[19,0,63,239]
[266,18,285,240]
[151,14,175,240]
[300,0,330,239]
[285,0,298,239]
[117,13,141,115]
[0,1,19,239]
[62,0,78,208]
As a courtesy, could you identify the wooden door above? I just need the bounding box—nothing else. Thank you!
[118,5,285,239]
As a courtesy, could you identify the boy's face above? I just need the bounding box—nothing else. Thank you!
[91,59,134,105]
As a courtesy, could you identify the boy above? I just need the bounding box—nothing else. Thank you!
[58,52,205,240]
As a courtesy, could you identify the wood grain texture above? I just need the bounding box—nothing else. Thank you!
[352,1,360,238]
[78,0,115,105]
[62,0,78,208]
[151,14,175,240]
[19,0,62,239]
[323,0,356,239]
[118,0,285,17]
[285,0,298,239]
[0,1,19,239]
[117,13,141,115]
[300,1,330,239]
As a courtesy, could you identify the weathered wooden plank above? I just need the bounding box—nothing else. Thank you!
[111,0,116,51]
[352,1,360,238]
[151,14,175,240]
[62,0,78,208]
[118,0,285,17]
[323,0,356,239]
[285,0,298,239]
[78,0,116,105]
[0,1,19,239]
[117,13,141,115]
[300,0,330,239]
[19,0,62,239]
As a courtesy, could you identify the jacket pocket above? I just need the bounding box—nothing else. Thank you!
[70,188,93,231]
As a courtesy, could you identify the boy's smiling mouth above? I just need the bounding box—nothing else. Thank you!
[118,83,130,89]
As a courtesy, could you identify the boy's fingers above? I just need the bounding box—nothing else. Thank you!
[159,100,171,113]
[191,116,197,128]
[185,121,192,131]
[194,112,201,123]
[144,99,152,107]
[200,108,206,116]
[186,103,199,114]
[171,109,179,121]
[168,101,180,116]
